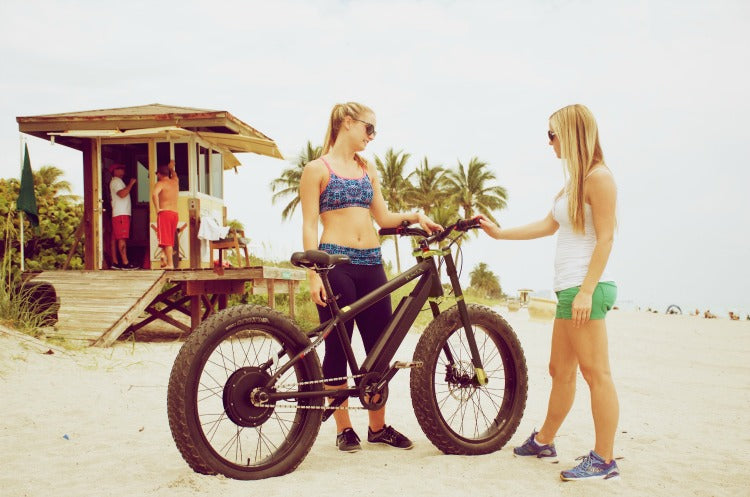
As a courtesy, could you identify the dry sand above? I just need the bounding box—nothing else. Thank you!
[1,309,748,497]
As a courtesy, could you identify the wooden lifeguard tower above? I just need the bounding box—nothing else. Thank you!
[517,289,534,307]
[16,104,305,346]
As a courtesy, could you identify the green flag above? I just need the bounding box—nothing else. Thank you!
[17,143,39,227]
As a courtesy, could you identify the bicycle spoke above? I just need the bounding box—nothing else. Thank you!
[426,322,517,441]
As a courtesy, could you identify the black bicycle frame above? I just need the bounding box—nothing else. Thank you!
[263,247,486,408]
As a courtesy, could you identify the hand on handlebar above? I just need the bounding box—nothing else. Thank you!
[416,212,443,235]
[476,214,502,239]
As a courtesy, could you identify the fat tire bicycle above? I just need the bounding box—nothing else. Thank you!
[167,218,528,480]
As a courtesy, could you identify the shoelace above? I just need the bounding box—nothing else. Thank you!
[572,455,594,472]
[383,426,398,441]
[343,430,361,444]
[382,426,407,443]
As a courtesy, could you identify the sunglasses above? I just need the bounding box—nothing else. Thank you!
[353,118,377,137]
[547,130,556,141]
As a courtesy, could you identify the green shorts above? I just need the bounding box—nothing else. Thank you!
[555,282,617,320]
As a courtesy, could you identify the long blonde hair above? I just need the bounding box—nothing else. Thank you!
[549,104,605,234]
[322,102,373,168]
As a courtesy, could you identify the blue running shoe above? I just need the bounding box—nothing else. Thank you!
[513,430,558,463]
[560,450,620,481]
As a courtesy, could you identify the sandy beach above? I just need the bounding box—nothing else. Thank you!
[1,309,748,497]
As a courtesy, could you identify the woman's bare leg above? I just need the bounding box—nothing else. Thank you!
[567,319,619,462]
[537,319,578,444]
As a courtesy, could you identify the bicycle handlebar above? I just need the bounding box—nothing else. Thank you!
[378,216,482,244]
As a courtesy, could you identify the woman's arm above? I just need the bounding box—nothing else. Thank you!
[579,171,617,295]
[479,211,559,240]
[299,161,327,306]
[571,169,617,327]
[367,162,442,233]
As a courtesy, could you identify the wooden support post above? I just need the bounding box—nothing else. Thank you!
[288,281,296,319]
[188,198,201,269]
[266,279,275,309]
[63,221,85,270]
[190,295,201,330]
[82,140,101,269]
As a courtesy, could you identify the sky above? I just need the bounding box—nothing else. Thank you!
[1,0,748,316]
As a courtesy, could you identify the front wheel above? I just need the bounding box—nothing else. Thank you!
[167,304,324,480]
[410,304,527,454]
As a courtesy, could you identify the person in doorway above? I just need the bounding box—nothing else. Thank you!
[151,159,179,269]
[109,163,137,269]
[299,102,441,452]
[478,104,620,481]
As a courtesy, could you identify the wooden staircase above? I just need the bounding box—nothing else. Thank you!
[28,270,167,346]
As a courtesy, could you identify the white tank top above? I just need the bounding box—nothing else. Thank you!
[551,191,612,292]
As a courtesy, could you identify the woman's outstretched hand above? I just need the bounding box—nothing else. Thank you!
[477,215,502,239]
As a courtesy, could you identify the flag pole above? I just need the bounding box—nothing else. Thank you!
[19,135,25,271]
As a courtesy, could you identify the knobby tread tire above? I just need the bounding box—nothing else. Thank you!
[410,304,528,455]
[167,304,323,479]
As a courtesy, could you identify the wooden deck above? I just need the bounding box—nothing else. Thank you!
[27,266,305,347]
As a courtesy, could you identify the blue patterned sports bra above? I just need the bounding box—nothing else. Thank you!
[318,157,373,213]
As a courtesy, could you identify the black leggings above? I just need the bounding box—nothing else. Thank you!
[315,264,392,386]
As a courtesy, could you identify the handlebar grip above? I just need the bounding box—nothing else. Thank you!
[455,216,482,232]
[378,226,430,237]
[378,227,400,236]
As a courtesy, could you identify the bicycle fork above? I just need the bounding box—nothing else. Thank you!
[441,252,488,386]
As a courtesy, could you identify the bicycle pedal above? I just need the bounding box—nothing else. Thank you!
[394,361,423,369]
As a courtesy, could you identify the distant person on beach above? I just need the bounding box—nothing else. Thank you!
[300,101,441,453]
[109,163,137,269]
[478,104,620,481]
[151,159,179,269]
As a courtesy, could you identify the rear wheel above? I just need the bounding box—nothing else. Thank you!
[167,304,324,480]
[410,304,527,454]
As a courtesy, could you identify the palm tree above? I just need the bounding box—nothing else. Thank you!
[374,148,412,273]
[469,262,503,299]
[404,157,446,216]
[270,141,322,221]
[34,166,76,201]
[444,157,508,225]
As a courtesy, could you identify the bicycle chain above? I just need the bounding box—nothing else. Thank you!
[252,373,369,411]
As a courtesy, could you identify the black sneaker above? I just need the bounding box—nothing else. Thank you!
[336,428,362,452]
[122,262,139,270]
[110,263,122,270]
[367,425,414,450]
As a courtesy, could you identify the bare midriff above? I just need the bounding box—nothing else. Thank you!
[319,207,380,249]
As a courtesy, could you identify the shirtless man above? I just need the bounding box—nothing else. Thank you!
[151,160,179,268]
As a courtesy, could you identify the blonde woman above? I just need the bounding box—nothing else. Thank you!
[478,104,619,481]
[299,102,441,452]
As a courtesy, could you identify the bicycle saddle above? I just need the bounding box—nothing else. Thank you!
[290,250,351,268]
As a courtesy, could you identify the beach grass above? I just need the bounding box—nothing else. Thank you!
[0,214,57,335]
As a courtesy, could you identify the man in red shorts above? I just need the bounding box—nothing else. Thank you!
[151,159,179,269]
[109,163,137,269]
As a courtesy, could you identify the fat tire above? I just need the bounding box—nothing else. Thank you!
[410,304,527,455]
[167,304,324,479]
